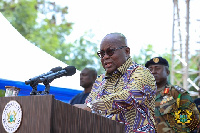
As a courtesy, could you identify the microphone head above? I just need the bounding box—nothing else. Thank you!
[51,66,62,72]
[63,66,76,76]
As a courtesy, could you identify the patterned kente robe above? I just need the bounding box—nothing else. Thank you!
[85,58,157,133]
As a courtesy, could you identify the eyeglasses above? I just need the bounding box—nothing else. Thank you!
[97,46,127,58]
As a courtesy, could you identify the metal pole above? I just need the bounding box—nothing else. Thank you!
[184,0,190,90]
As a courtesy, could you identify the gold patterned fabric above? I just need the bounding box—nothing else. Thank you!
[86,58,157,133]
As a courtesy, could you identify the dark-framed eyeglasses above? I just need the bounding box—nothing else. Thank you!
[97,46,127,58]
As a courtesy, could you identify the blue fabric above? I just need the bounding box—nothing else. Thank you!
[0,78,81,103]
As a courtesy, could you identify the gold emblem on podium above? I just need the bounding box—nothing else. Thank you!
[2,100,22,133]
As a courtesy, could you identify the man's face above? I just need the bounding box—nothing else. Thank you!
[80,69,94,88]
[99,38,129,74]
[148,64,169,84]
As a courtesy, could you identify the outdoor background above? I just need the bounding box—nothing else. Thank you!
[0,0,199,97]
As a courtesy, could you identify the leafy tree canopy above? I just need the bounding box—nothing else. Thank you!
[0,0,101,72]
[1,1,199,92]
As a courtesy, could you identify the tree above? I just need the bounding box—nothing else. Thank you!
[65,31,104,75]
[0,0,72,56]
[0,0,102,72]
[132,44,156,65]
[132,44,173,83]
[1,0,73,57]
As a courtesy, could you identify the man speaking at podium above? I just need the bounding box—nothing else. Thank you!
[74,32,157,133]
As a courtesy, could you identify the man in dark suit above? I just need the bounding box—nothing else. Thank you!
[69,67,97,105]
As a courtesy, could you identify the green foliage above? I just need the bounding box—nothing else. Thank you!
[0,0,101,72]
[1,0,199,90]
[0,89,5,97]
[132,44,156,65]
[0,0,73,57]
[1,0,38,37]
[64,31,103,74]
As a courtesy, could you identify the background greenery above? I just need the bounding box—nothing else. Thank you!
[0,0,199,96]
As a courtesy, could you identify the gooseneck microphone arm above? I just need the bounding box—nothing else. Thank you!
[40,66,76,95]
[28,66,76,95]
[39,66,76,83]
[28,66,62,95]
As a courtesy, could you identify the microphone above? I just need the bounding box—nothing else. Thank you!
[39,66,76,83]
[25,66,62,85]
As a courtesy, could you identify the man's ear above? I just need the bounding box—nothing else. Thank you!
[125,47,130,56]
[167,68,170,76]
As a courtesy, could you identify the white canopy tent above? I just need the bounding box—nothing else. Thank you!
[0,12,83,92]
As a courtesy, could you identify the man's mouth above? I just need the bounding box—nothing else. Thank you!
[105,62,112,68]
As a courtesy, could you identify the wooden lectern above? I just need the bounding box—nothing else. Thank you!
[0,95,125,133]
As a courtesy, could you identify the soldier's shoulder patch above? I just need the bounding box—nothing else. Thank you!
[172,85,187,94]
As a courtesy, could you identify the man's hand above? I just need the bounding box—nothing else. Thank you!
[91,100,106,114]
[73,104,91,112]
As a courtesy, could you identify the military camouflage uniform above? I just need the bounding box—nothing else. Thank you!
[155,84,200,133]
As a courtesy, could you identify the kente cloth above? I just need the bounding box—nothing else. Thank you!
[155,84,200,133]
[86,58,157,133]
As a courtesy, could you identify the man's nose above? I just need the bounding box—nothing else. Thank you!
[102,52,110,59]
[151,69,156,74]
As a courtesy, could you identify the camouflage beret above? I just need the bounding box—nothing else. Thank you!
[145,57,169,68]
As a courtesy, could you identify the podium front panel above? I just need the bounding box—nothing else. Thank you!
[0,95,125,133]
[0,95,53,133]
[52,99,125,133]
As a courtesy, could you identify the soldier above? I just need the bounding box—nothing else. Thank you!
[145,57,200,133]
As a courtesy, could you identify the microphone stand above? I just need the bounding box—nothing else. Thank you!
[41,78,53,95]
[29,78,50,95]
[29,80,39,95]
[42,82,50,95]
